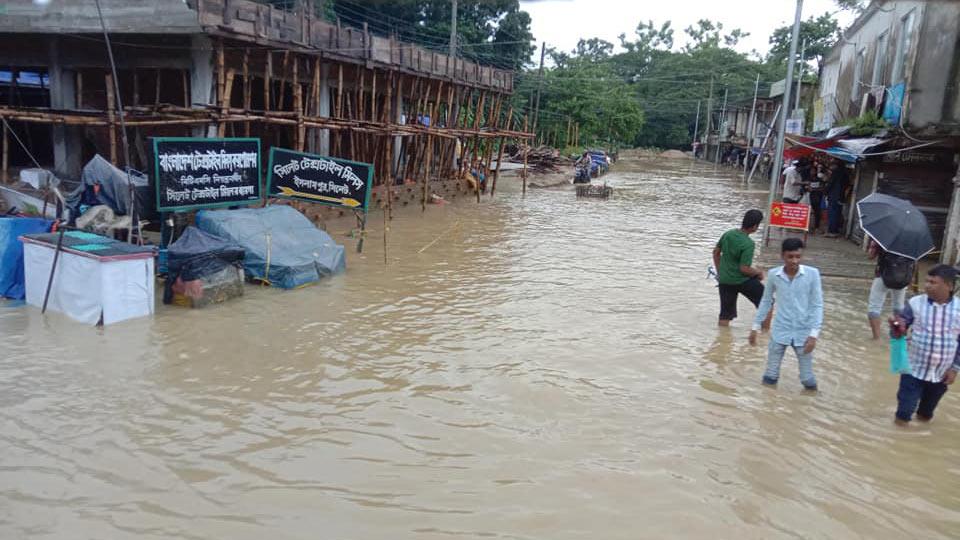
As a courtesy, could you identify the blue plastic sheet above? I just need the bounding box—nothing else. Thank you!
[890,336,911,374]
[196,205,345,289]
[0,217,52,300]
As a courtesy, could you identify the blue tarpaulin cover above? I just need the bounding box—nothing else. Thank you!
[0,217,52,299]
[195,205,345,289]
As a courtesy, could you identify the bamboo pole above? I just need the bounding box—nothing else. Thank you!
[154,69,161,108]
[294,57,305,151]
[472,91,486,203]
[490,105,513,197]
[2,124,8,183]
[182,70,189,107]
[77,71,84,109]
[264,50,272,113]
[522,115,529,197]
[132,69,140,107]
[105,73,118,165]
[279,51,290,111]
[218,69,235,137]
[243,48,251,136]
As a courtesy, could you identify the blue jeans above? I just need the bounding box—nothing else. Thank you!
[828,198,843,234]
[896,374,948,422]
[763,340,816,388]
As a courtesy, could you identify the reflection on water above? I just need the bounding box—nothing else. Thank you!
[1,155,958,539]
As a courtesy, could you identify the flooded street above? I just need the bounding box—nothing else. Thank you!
[2,155,959,539]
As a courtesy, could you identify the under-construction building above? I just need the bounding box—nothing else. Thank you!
[0,0,528,212]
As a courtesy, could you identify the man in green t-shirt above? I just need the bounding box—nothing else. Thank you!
[713,209,766,326]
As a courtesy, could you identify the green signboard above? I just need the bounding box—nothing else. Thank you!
[153,137,262,212]
[266,147,373,211]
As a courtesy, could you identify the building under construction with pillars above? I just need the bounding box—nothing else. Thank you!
[0,0,530,217]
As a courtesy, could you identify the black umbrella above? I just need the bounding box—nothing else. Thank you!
[857,193,935,260]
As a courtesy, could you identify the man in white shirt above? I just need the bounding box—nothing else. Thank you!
[782,160,803,203]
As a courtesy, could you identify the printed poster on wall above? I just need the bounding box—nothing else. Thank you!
[267,148,373,211]
[153,137,261,212]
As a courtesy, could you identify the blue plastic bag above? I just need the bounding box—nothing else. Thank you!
[890,336,911,374]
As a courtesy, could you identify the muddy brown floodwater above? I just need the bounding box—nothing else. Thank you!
[1,154,959,540]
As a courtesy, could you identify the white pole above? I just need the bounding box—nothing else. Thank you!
[747,104,781,184]
[692,99,701,150]
[765,0,803,245]
[795,39,806,114]
[716,87,728,165]
[744,73,760,179]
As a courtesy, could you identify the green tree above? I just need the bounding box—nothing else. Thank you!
[321,0,534,71]
[767,12,842,76]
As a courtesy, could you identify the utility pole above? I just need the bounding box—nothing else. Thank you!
[766,0,803,244]
[715,87,728,165]
[532,41,546,141]
[692,99,701,152]
[449,0,458,56]
[795,38,806,114]
[705,75,714,161]
[744,73,760,179]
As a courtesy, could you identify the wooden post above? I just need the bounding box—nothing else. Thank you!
[522,115,529,197]
[293,56,304,150]
[264,50,272,112]
[105,73,118,165]
[182,69,189,107]
[76,71,84,109]
[421,134,432,212]
[2,123,8,183]
[311,58,321,115]
[216,39,225,109]
[336,64,344,118]
[472,91,486,203]
[243,48,251,136]
[370,70,377,122]
[154,69,162,107]
[490,105,513,197]
[132,69,140,107]
[218,69,235,137]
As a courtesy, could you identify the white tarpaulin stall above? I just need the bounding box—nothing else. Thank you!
[21,231,155,325]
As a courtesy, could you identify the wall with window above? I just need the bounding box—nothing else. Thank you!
[822,0,960,133]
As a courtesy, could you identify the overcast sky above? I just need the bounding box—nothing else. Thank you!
[519,0,856,62]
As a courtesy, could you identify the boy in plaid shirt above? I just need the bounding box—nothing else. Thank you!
[890,265,960,425]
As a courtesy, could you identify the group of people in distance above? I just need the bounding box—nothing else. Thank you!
[714,209,960,426]
[781,156,850,237]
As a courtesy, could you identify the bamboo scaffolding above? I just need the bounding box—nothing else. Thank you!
[105,73,118,164]
[243,48,251,136]
[490,104,512,198]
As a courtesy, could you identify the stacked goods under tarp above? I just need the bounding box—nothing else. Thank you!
[67,155,157,223]
[163,227,245,308]
[0,217,52,300]
[196,205,346,289]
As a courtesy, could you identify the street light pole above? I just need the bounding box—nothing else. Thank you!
[765,0,803,244]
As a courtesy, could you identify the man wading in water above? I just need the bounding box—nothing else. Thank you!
[890,265,960,425]
[750,238,823,390]
[714,209,770,328]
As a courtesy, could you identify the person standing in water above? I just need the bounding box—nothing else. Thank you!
[889,264,960,425]
[714,209,767,327]
[750,238,823,390]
